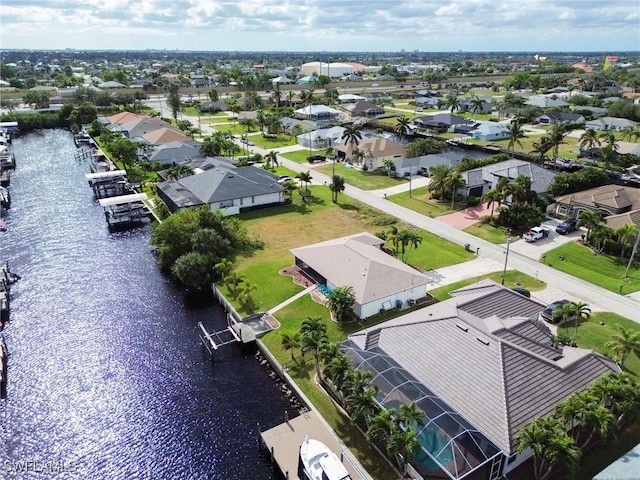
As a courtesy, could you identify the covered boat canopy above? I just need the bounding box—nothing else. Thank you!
[98,193,148,207]
[85,170,127,181]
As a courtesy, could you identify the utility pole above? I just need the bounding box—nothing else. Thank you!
[409,163,412,198]
[502,232,511,285]
[624,230,640,279]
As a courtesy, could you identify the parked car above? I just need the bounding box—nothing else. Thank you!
[540,299,571,323]
[555,219,578,235]
[415,108,424,112]
[512,287,531,298]
[277,176,294,185]
[523,226,551,242]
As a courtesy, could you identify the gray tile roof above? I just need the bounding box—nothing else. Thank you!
[157,164,283,208]
[462,159,557,194]
[344,281,619,454]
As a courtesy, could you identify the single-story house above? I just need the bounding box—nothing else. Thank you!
[461,159,557,199]
[414,97,440,108]
[459,97,493,114]
[572,106,608,118]
[291,232,430,319]
[297,126,346,149]
[98,81,126,89]
[338,94,366,103]
[414,113,469,131]
[295,105,341,121]
[554,184,640,229]
[141,127,193,145]
[112,118,176,139]
[585,117,638,131]
[105,111,150,126]
[271,76,295,84]
[280,117,316,134]
[469,122,510,141]
[297,75,318,84]
[392,152,466,178]
[197,101,229,113]
[156,162,285,215]
[344,100,385,118]
[535,112,585,125]
[341,280,619,480]
[144,141,203,167]
[336,137,406,170]
[525,95,569,108]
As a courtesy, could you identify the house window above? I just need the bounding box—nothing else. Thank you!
[251,196,255,204]
[557,206,568,216]
[239,198,243,206]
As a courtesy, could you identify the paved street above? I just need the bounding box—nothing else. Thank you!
[146,99,640,322]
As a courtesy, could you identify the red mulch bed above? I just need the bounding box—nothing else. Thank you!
[279,265,315,288]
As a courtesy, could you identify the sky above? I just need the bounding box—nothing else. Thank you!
[0,0,638,53]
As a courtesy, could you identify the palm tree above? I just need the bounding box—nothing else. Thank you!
[280,332,301,362]
[507,120,524,154]
[444,94,461,113]
[346,385,378,427]
[578,128,601,152]
[264,150,278,170]
[548,124,567,161]
[165,164,195,180]
[341,124,363,160]
[296,170,313,191]
[605,325,640,366]
[517,417,581,480]
[388,428,420,476]
[620,125,638,142]
[530,136,553,165]
[329,175,345,203]
[325,353,352,396]
[300,325,329,378]
[236,282,257,310]
[394,116,411,142]
[598,131,619,169]
[223,271,246,296]
[326,285,355,323]
[444,170,467,210]
[300,315,327,337]
[383,159,395,177]
[214,258,234,279]
[568,301,591,344]
[579,403,616,449]
[469,95,484,119]
[427,164,453,198]
[616,223,638,256]
[386,225,399,255]
[482,189,503,217]
[367,408,398,450]
[577,209,603,243]
[398,401,425,430]
[270,84,282,108]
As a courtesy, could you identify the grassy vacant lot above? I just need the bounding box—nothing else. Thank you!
[428,270,547,302]
[541,242,640,293]
[387,186,467,217]
[315,163,408,190]
[249,133,297,149]
[280,148,326,163]
[463,221,511,244]
[226,186,473,315]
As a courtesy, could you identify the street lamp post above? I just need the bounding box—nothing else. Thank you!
[409,163,412,198]
[502,231,511,285]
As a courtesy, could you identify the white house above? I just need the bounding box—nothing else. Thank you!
[470,122,510,141]
[297,126,346,149]
[291,232,430,319]
[295,105,341,121]
[585,116,638,131]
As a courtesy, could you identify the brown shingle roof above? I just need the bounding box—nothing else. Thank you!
[555,185,640,211]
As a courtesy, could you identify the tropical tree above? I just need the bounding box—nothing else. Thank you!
[443,94,461,113]
[367,408,398,450]
[346,384,378,427]
[383,159,396,177]
[329,175,346,203]
[341,124,363,160]
[598,132,619,169]
[296,170,313,191]
[444,170,467,209]
[326,285,356,323]
[325,353,352,396]
[578,128,601,152]
[507,120,524,154]
[529,136,553,165]
[280,332,301,362]
[214,258,234,279]
[394,116,411,142]
[398,401,425,430]
[427,164,453,198]
[616,223,638,256]
[223,271,246,296]
[569,301,591,343]
[469,95,485,119]
[605,325,640,366]
[300,315,327,337]
[577,209,603,243]
[388,428,420,476]
[165,164,195,180]
[300,317,329,377]
[482,189,503,217]
[394,229,423,262]
[236,282,257,310]
[166,84,181,120]
[264,150,279,170]
[517,416,581,480]
[620,125,640,142]
[548,124,567,161]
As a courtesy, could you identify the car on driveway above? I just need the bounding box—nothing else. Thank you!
[523,226,551,242]
[540,299,571,323]
[556,219,578,235]
[277,176,294,185]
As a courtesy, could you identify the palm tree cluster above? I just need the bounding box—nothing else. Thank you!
[550,300,591,344]
[527,124,568,164]
[384,225,423,263]
[326,286,356,323]
[481,174,537,220]
[427,164,467,209]
[605,325,640,366]
[517,372,640,480]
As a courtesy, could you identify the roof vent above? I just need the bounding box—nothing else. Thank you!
[456,324,468,332]
[476,337,490,346]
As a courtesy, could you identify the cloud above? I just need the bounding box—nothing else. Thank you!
[0,0,637,51]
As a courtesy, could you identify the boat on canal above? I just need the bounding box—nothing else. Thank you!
[299,436,352,480]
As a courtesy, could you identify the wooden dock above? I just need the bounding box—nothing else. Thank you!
[260,410,368,480]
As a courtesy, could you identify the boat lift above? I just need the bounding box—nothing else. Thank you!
[198,320,241,358]
[98,193,151,228]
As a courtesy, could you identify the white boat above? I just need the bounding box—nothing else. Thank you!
[299,436,352,480]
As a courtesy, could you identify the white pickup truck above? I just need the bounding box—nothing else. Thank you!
[523,226,551,242]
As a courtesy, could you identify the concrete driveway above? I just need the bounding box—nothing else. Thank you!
[506,219,584,261]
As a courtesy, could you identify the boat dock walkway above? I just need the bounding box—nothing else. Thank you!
[260,410,369,480]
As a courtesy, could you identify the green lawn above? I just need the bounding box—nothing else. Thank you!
[315,163,408,190]
[249,134,298,149]
[387,186,466,217]
[281,149,326,163]
[211,123,249,135]
[428,270,547,302]
[541,242,640,293]
[463,222,512,244]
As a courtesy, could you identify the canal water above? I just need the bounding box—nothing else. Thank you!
[0,130,295,479]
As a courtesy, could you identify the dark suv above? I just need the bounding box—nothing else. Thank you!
[556,219,578,235]
[540,300,570,323]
